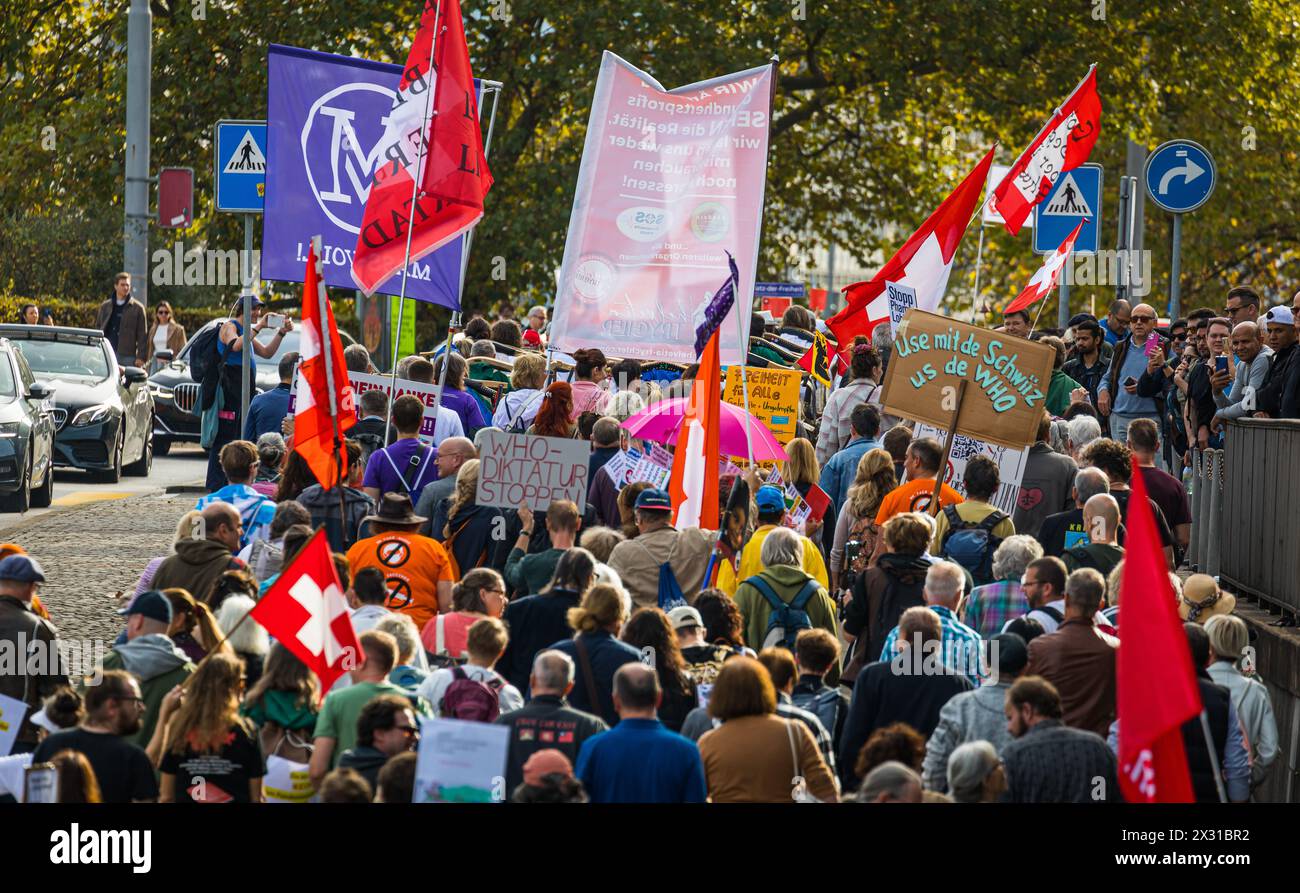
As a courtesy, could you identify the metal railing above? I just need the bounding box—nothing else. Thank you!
[1218,418,1300,614]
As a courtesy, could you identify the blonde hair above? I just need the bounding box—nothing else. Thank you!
[173,510,203,546]
[1205,614,1248,662]
[166,652,249,754]
[446,459,480,524]
[847,448,897,519]
[510,353,547,390]
[566,584,627,634]
[782,437,819,488]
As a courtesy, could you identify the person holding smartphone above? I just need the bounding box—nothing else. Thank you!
[1185,317,1232,451]
[1096,303,1166,466]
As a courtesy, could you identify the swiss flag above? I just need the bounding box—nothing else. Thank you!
[294,236,357,489]
[827,147,995,346]
[1117,456,1202,802]
[351,0,492,297]
[1003,219,1085,315]
[991,67,1102,235]
[250,529,360,692]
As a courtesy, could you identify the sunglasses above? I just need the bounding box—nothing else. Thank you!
[1130,315,1156,323]
[394,724,419,737]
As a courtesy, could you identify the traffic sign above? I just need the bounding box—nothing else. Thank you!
[214,119,267,213]
[1144,139,1215,214]
[1033,163,1101,255]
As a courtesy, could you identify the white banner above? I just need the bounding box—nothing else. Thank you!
[550,52,774,364]
[914,424,1030,516]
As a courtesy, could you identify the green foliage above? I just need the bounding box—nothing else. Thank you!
[1,0,1299,329]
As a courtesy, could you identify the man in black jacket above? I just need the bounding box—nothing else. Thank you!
[1255,306,1300,420]
[1179,623,1250,802]
[1062,319,1110,407]
[95,272,149,367]
[495,650,607,797]
[0,555,68,753]
[337,695,419,790]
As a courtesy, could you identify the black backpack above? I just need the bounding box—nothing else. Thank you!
[868,563,927,661]
[791,686,843,740]
[188,318,227,385]
[938,505,1007,588]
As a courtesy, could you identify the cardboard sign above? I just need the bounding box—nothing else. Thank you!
[723,366,802,443]
[414,717,510,804]
[886,281,917,337]
[881,309,1055,450]
[914,424,1030,515]
[0,692,28,757]
[476,431,591,512]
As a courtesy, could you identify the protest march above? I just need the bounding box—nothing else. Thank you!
[5,0,1300,875]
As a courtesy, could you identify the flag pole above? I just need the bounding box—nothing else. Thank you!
[313,234,349,527]
[383,0,443,447]
[970,221,986,325]
[1198,710,1229,803]
[732,264,755,467]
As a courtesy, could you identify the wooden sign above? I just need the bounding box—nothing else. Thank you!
[881,309,1055,449]
[476,431,591,511]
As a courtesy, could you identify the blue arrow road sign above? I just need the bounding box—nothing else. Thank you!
[1144,139,1216,214]
[1033,163,1102,255]
[214,120,267,213]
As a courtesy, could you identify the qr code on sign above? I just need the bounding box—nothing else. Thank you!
[950,436,981,461]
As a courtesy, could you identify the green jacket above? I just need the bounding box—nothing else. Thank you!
[733,564,841,685]
[1046,368,1083,416]
[100,634,195,748]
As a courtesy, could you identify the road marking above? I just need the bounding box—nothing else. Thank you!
[51,492,133,507]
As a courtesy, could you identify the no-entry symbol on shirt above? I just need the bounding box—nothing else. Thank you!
[378,540,411,568]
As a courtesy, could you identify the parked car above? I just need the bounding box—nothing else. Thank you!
[0,325,154,483]
[147,319,354,455]
[0,338,57,511]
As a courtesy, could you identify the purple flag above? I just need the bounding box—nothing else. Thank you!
[263,45,481,308]
[693,252,740,357]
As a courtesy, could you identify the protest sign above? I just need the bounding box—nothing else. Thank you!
[0,692,28,757]
[886,280,917,337]
[630,444,673,489]
[723,366,801,443]
[414,718,510,804]
[550,52,774,364]
[343,372,447,444]
[477,431,591,511]
[263,45,478,307]
[914,424,1030,515]
[881,309,1055,449]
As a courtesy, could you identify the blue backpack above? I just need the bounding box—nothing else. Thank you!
[938,505,1007,587]
[657,562,687,611]
[744,575,820,651]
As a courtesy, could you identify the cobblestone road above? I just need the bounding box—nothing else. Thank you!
[7,493,194,645]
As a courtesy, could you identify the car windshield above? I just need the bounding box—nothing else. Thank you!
[13,339,110,382]
[0,354,15,399]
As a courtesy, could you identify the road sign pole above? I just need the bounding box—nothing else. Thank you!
[241,213,254,437]
[124,0,152,309]
[1116,177,1131,303]
[1057,252,1071,331]
[1169,213,1183,321]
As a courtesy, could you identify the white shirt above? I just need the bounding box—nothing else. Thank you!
[417,664,523,717]
[432,405,463,446]
[153,322,170,351]
[1019,599,1109,634]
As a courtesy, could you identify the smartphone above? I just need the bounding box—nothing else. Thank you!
[1215,355,1228,374]
[1145,337,1160,358]
[1123,376,1137,388]
[265,312,285,329]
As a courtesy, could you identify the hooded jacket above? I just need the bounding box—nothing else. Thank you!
[101,633,195,747]
[337,745,390,790]
[845,552,930,660]
[150,537,243,606]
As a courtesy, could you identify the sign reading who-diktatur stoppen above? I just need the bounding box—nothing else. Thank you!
[476,431,591,512]
[882,309,1056,450]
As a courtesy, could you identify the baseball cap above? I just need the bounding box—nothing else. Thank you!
[634,488,672,512]
[755,484,786,513]
[0,554,45,583]
[521,748,574,786]
[118,589,173,625]
[987,632,1028,675]
[523,329,543,347]
[1264,306,1295,327]
[667,605,704,631]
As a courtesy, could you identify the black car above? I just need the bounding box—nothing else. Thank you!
[0,338,57,511]
[0,325,154,483]
[147,320,354,455]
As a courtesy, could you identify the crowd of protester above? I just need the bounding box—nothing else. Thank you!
[0,294,1290,804]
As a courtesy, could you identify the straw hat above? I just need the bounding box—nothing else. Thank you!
[1178,574,1236,624]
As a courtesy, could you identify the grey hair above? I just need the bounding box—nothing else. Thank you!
[216,595,269,656]
[1074,466,1110,503]
[855,761,921,802]
[760,526,803,569]
[579,526,625,564]
[375,613,421,664]
[473,426,502,454]
[991,535,1044,584]
[343,343,372,373]
[947,741,1000,803]
[593,563,632,617]
[395,354,417,380]
[528,305,548,319]
[470,340,496,358]
[532,649,575,692]
[924,560,965,606]
[1067,415,1102,454]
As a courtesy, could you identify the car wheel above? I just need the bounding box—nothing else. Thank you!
[1,450,31,513]
[94,427,124,484]
[154,435,172,457]
[125,419,153,477]
[30,454,52,508]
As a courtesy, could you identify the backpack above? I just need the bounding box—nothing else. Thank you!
[791,686,843,739]
[188,318,228,386]
[745,575,820,651]
[867,561,927,663]
[938,505,1007,588]
[657,561,687,611]
[351,430,386,464]
[439,666,503,722]
[1035,605,1065,625]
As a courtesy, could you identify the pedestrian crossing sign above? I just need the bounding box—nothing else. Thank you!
[1033,163,1101,255]
[214,119,268,214]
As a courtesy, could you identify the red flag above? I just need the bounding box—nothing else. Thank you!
[1003,219,1085,314]
[991,67,1102,235]
[668,329,721,530]
[250,530,360,692]
[827,147,995,346]
[1117,456,1201,802]
[351,0,492,297]
[294,236,357,488]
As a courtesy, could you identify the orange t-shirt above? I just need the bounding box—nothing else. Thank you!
[874,478,964,525]
[347,531,454,631]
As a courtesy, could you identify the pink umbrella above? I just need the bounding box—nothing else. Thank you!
[621,397,788,462]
